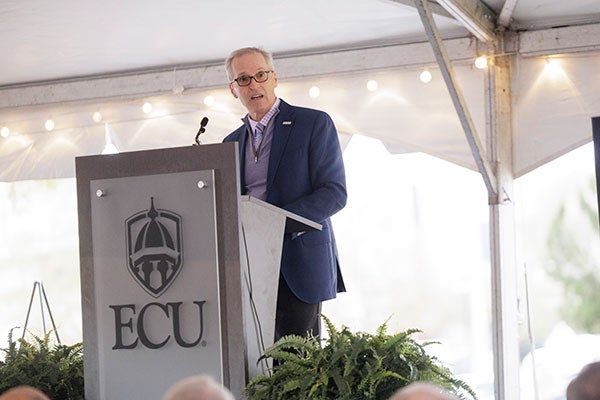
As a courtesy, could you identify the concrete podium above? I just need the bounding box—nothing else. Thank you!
[75,143,320,400]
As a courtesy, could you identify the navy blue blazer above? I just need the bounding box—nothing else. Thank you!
[223,100,347,303]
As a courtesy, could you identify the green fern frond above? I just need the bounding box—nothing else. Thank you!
[375,321,388,337]
[0,330,84,399]
[245,316,478,400]
[321,314,338,338]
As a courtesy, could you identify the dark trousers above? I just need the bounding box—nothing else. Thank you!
[274,274,321,341]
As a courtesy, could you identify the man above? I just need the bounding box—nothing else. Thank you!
[162,375,234,400]
[0,386,50,400]
[223,47,347,340]
[567,361,600,400]
[389,382,457,400]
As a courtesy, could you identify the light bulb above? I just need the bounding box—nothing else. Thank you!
[475,55,488,69]
[203,96,215,106]
[0,126,9,138]
[366,80,378,91]
[544,58,562,76]
[309,86,320,99]
[45,119,55,131]
[419,70,432,83]
[142,102,153,114]
[92,112,103,123]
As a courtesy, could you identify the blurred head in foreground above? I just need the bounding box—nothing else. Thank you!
[162,374,235,400]
[389,382,458,400]
[0,386,51,400]
[567,361,600,400]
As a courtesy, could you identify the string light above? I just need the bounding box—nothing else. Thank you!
[544,58,563,77]
[142,102,153,114]
[419,69,432,83]
[203,96,215,107]
[366,80,378,91]
[309,86,320,98]
[475,55,489,69]
[3,65,511,141]
[45,119,55,132]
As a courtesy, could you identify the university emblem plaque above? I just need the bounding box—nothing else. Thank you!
[125,197,183,298]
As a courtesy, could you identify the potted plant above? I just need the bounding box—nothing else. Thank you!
[246,316,477,400]
[0,329,84,400]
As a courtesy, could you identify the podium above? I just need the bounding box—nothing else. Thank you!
[238,195,320,380]
[75,143,320,400]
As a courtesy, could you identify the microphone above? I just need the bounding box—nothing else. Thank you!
[194,117,209,145]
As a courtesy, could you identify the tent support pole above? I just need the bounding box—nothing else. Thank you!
[485,52,520,400]
[415,0,497,197]
[416,1,520,399]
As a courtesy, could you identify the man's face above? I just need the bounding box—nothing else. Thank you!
[229,52,278,121]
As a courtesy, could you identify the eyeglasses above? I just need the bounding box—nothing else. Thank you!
[232,70,273,87]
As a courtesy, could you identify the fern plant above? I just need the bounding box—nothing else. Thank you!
[246,316,477,400]
[0,329,84,400]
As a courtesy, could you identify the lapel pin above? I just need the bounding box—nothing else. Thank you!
[282,121,292,125]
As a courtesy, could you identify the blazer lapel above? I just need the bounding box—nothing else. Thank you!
[237,126,248,167]
[234,124,249,191]
[267,101,294,190]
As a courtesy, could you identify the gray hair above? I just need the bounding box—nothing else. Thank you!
[162,375,235,400]
[224,47,274,81]
[389,382,458,400]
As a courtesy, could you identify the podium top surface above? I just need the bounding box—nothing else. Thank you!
[240,195,322,233]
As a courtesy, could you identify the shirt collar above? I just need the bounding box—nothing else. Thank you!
[243,98,281,131]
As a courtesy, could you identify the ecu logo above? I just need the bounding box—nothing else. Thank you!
[125,197,183,298]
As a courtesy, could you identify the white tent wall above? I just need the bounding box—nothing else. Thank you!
[512,53,600,176]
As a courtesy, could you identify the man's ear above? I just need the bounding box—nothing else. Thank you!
[229,82,239,99]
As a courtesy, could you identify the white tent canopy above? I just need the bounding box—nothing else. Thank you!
[0,0,599,182]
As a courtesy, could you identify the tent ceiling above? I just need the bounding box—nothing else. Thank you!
[2,0,599,87]
[1,0,600,182]
[0,0,470,86]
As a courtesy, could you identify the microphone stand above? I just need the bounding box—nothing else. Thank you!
[194,117,209,145]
